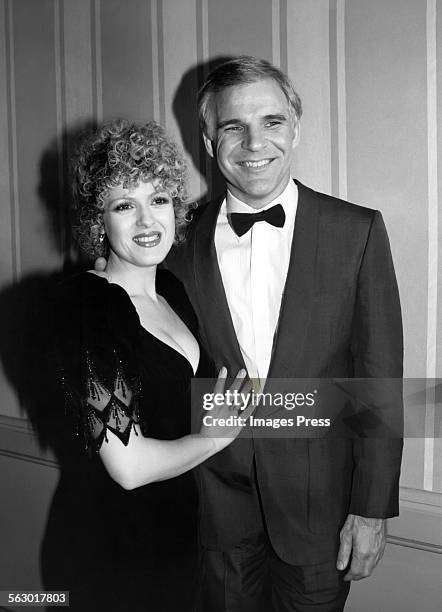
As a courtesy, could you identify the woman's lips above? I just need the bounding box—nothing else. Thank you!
[132,232,162,248]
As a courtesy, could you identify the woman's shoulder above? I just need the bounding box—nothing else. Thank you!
[55,272,132,311]
[52,271,138,339]
[56,271,113,300]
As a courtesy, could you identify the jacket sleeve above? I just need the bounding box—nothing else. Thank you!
[349,211,403,518]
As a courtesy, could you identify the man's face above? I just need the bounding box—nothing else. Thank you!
[203,78,300,209]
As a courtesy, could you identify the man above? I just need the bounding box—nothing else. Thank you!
[166,56,403,611]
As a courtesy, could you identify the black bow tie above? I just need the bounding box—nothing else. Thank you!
[229,204,286,237]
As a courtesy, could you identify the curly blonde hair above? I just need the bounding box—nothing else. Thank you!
[72,119,193,257]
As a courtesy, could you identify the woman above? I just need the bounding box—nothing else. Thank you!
[44,119,250,611]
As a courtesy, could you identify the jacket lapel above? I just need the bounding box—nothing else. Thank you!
[267,181,320,379]
[193,195,246,372]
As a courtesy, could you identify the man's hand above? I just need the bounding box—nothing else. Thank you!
[87,257,109,279]
[336,514,386,581]
[94,257,108,272]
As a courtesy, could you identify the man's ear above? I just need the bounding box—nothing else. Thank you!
[292,120,301,150]
[203,132,215,158]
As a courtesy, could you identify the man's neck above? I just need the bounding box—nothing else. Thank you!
[226,178,294,212]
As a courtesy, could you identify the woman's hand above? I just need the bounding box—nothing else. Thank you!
[199,367,255,451]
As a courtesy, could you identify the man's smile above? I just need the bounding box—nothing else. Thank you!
[237,159,274,169]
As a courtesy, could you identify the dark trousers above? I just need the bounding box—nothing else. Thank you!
[196,532,350,612]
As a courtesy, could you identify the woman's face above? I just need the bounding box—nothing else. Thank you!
[102,180,175,269]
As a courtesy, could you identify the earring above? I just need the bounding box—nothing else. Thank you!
[99,233,105,243]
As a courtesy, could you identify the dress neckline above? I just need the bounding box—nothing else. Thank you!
[85,272,199,375]
[140,326,196,376]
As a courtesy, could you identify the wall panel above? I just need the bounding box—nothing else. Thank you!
[345,0,428,380]
[346,543,442,611]
[345,0,430,492]
[100,0,154,121]
[63,0,93,125]
[286,0,332,193]
[0,1,14,286]
[0,452,58,592]
[207,0,273,61]
[13,0,62,274]
[162,0,206,200]
[0,371,19,419]
[0,6,19,426]
[435,0,442,493]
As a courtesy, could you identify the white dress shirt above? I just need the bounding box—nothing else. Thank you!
[215,179,298,384]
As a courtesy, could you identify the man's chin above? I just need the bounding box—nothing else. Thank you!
[231,181,284,207]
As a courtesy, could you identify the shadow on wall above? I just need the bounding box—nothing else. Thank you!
[37,120,97,262]
[0,121,100,608]
[0,119,98,421]
[172,56,233,203]
[0,119,98,424]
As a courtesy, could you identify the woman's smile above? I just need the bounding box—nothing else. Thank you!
[132,231,162,247]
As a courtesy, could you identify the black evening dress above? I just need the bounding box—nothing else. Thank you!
[41,270,211,612]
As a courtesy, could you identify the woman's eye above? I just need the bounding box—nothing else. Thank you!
[224,125,242,132]
[152,197,170,205]
[114,202,133,211]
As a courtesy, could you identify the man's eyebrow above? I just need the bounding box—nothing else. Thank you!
[263,114,288,122]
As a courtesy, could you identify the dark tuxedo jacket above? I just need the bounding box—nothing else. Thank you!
[167,180,403,565]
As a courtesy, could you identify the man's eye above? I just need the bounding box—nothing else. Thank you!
[224,125,242,132]
[265,120,282,128]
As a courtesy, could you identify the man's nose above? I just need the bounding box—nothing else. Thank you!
[243,126,265,151]
[136,205,155,227]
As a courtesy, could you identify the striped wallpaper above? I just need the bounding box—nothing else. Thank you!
[0,0,440,492]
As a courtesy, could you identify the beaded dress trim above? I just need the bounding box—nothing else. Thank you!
[61,350,142,453]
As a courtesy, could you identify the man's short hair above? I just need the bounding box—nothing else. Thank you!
[198,55,303,138]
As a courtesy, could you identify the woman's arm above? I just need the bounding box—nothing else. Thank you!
[99,368,253,490]
[100,429,220,490]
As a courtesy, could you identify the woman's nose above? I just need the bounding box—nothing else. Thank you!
[136,205,155,227]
